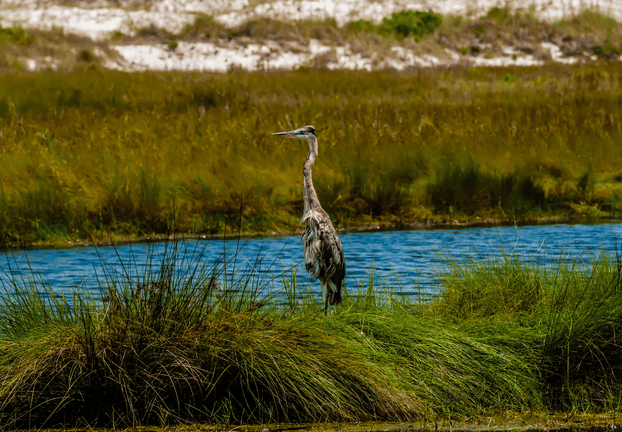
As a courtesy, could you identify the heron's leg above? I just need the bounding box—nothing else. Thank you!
[325,281,337,306]
[320,281,328,315]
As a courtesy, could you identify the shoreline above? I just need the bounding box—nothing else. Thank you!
[6,214,619,251]
[190,414,621,432]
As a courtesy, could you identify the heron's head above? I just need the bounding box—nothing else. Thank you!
[272,125,316,141]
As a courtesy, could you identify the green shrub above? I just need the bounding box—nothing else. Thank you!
[0,23,31,45]
[484,6,510,22]
[503,74,518,82]
[378,10,443,40]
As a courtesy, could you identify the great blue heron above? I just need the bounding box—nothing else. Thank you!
[273,125,345,315]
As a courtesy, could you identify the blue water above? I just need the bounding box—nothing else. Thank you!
[1,221,621,301]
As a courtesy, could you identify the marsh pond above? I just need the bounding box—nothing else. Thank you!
[2,220,621,301]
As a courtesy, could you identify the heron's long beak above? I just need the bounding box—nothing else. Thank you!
[272,130,302,139]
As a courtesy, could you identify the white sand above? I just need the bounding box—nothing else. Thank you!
[1,0,620,71]
[216,0,622,27]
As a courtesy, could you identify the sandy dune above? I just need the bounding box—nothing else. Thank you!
[1,0,620,71]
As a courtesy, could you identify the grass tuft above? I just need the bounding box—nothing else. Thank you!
[377,11,443,40]
[2,241,622,428]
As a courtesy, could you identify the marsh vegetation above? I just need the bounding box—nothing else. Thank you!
[0,63,622,246]
[1,5,622,431]
[1,242,621,429]
[1,8,622,246]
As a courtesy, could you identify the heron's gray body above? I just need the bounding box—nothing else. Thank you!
[273,125,345,314]
[301,209,345,308]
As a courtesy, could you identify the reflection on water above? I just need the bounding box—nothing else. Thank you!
[1,221,621,301]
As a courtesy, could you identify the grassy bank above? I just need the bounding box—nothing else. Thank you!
[0,243,621,429]
[0,64,622,246]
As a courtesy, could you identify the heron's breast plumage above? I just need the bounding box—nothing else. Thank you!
[301,210,345,286]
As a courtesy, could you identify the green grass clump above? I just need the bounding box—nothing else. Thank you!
[1,242,622,428]
[0,23,32,45]
[437,248,622,411]
[435,253,545,320]
[348,11,443,41]
[484,6,511,23]
[426,157,550,216]
[378,11,443,40]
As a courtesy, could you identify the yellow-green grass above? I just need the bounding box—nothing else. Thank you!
[0,64,621,246]
[0,242,621,428]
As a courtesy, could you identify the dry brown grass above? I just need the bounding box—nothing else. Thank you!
[0,24,117,73]
[439,8,622,61]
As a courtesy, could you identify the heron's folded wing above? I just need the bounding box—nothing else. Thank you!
[302,219,323,279]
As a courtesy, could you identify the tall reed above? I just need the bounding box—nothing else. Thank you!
[0,64,621,246]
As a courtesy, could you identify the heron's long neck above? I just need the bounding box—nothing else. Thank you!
[303,136,320,215]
